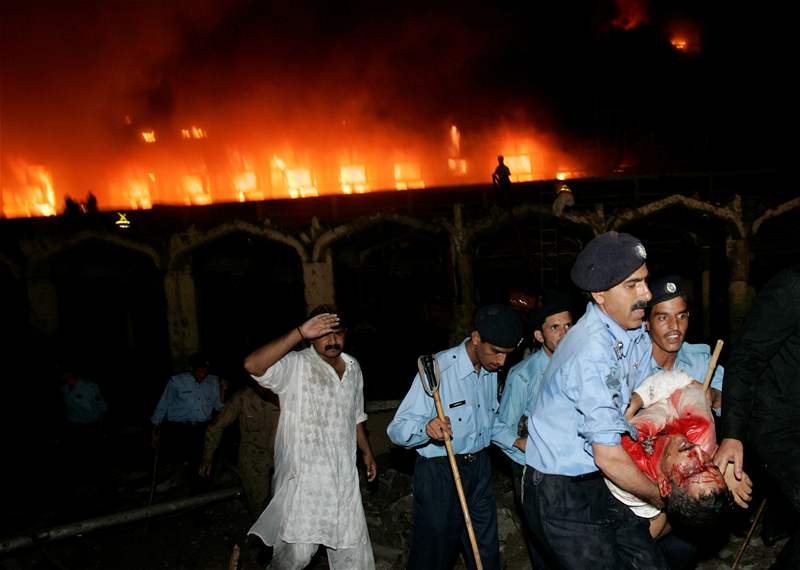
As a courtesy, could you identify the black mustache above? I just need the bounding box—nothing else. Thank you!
[324,344,342,351]
[631,300,648,311]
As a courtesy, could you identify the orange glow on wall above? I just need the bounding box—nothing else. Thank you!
[182,175,212,205]
[3,161,57,217]
[181,126,207,140]
[233,171,262,202]
[340,165,368,194]
[286,169,317,198]
[505,155,533,182]
[448,158,468,176]
[394,162,425,190]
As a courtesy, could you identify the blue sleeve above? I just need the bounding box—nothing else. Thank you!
[387,373,436,448]
[151,379,173,425]
[574,351,629,447]
[495,370,528,461]
[491,405,519,453]
[711,363,724,392]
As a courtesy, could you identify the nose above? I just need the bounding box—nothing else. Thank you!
[641,282,652,302]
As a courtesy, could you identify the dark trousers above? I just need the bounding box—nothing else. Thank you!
[161,421,209,491]
[521,466,669,570]
[408,450,499,570]
[511,462,552,569]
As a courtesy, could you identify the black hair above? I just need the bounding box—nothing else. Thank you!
[308,304,347,329]
[663,485,731,529]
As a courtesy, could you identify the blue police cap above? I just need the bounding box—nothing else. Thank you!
[532,290,572,331]
[647,275,685,307]
[570,231,647,292]
[474,304,524,348]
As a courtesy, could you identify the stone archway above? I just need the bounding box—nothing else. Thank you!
[165,221,308,370]
[609,195,747,338]
[319,214,449,400]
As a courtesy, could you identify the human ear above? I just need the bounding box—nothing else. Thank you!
[533,330,544,344]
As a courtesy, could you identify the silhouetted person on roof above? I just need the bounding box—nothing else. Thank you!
[492,155,512,207]
[86,192,98,214]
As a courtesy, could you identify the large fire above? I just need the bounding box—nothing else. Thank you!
[1,122,585,218]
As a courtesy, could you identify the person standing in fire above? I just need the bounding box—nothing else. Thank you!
[244,305,377,570]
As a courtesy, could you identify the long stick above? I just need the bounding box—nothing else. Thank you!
[431,387,484,570]
[702,339,724,393]
[732,497,767,569]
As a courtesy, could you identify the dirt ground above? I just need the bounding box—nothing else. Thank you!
[0,447,790,570]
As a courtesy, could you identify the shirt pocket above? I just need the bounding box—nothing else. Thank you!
[448,403,476,439]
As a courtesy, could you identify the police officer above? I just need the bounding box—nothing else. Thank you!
[151,352,224,489]
[387,304,526,570]
[522,231,669,569]
[498,291,572,568]
[646,275,723,411]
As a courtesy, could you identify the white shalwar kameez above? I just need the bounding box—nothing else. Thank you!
[249,346,375,570]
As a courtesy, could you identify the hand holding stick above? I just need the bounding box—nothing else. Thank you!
[418,355,483,570]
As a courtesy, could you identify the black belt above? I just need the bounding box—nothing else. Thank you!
[568,470,603,481]
[427,449,486,465]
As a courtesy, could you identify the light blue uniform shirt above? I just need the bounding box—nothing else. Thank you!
[497,349,549,465]
[648,341,724,414]
[151,372,224,425]
[526,302,651,476]
[62,379,107,425]
[648,342,724,391]
[387,340,518,457]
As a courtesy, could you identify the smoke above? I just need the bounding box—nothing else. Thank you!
[0,1,777,211]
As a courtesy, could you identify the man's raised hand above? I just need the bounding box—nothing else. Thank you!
[300,313,340,340]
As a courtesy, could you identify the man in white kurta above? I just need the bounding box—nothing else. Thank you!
[244,307,376,570]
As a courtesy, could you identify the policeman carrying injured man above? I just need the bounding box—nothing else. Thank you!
[521,231,670,569]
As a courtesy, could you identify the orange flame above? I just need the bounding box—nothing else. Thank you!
[340,165,368,194]
[504,155,533,183]
[141,130,157,143]
[3,160,57,217]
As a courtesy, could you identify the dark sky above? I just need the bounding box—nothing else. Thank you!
[0,0,778,176]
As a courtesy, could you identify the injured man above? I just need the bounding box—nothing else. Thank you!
[606,371,752,536]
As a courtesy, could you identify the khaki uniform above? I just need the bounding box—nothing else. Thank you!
[204,386,279,515]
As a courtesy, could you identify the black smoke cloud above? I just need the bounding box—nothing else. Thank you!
[0,0,777,202]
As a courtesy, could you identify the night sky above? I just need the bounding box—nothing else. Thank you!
[0,0,777,179]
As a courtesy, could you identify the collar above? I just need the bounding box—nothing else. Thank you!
[587,302,647,359]
[308,345,350,374]
[455,338,489,379]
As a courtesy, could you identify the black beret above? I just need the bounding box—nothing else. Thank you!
[188,352,210,369]
[647,275,685,307]
[532,290,572,331]
[474,304,524,348]
[570,231,647,292]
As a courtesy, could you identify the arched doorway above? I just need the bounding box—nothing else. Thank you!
[44,240,169,424]
[190,233,306,385]
[331,221,452,400]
